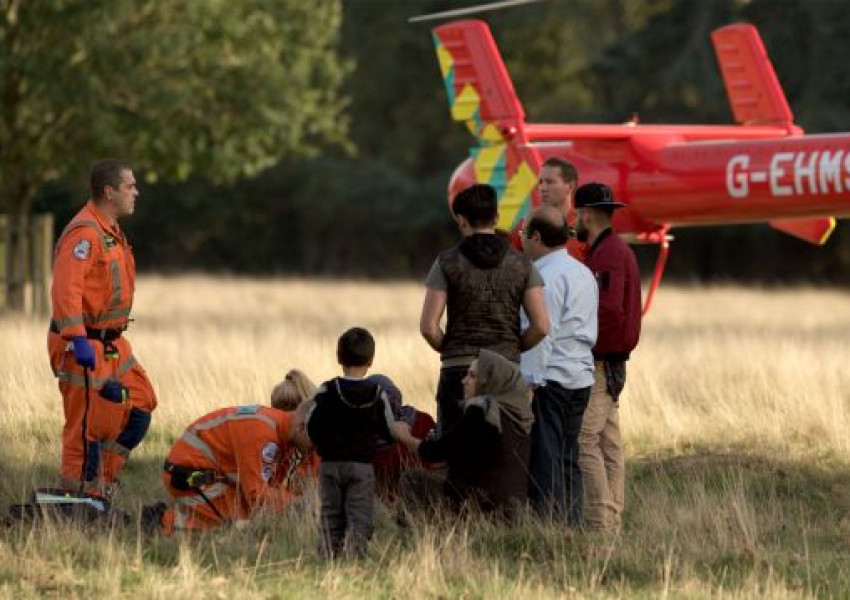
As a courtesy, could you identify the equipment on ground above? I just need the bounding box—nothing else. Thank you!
[6,488,126,525]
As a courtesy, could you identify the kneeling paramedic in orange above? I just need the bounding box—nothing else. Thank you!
[160,402,313,534]
[48,160,157,497]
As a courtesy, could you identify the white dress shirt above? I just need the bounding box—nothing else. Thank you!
[520,248,598,389]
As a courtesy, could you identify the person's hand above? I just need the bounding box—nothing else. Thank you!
[71,336,95,369]
[292,422,313,452]
[100,379,126,403]
[393,421,412,442]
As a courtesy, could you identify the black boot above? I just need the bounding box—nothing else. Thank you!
[140,501,168,534]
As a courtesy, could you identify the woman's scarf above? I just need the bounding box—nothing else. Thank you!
[462,349,533,434]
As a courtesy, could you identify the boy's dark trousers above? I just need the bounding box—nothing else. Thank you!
[318,461,376,559]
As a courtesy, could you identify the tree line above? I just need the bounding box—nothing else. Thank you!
[6,0,850,301]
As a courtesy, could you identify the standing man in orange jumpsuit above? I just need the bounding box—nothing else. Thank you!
[48,159,157,497]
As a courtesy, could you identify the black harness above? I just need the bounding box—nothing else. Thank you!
[163,460,229,523]
[50,321,125,342]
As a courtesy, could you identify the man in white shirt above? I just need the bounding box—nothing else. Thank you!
[521,206,598,524]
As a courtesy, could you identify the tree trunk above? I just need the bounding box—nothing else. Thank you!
[4,204,30,312]
[1,173,35,313]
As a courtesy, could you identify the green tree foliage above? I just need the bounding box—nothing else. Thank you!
[742,0,850,133]
[340,0,472,175]
[0,0,349,308]
[582,0,736,124]
[119,158,456,276]
[492,0,669,122]
[11,0,850,289]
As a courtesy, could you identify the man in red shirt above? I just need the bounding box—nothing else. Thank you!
[573,183,641,532]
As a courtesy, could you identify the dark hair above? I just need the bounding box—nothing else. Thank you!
[451,184,498,228]
[337,327,375,367]
[542,157,578,184]
[526,214,570,247]
[91,159,132,200]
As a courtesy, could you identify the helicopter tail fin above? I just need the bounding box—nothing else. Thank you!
[432,20,540,231]
[712,23,796,131]
[432,19,526,142]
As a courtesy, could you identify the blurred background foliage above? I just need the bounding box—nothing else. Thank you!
[10,0,850,283]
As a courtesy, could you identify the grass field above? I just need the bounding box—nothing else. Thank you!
[1,276,849,598]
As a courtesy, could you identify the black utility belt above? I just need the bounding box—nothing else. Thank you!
[593,353,629,364]
[50,321,125,342]
[163,460,222,491]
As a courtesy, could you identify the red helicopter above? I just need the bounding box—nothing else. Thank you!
[430,19,850,312]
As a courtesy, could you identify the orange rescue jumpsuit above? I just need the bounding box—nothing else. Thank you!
[48,201,157,494]
[160,406,304,534]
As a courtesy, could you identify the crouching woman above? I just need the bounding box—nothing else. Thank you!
[393,349,532,518]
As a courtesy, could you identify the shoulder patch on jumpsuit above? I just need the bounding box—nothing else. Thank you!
[261,442,279,464]
[73,239,92,260]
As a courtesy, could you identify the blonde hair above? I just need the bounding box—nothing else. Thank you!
[270,369,317,411]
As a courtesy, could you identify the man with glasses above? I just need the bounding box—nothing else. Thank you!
[520,206,598,525]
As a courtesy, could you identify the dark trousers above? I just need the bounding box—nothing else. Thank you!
[528,381,591,525]
[435,365,468,435]
[318,461,376,560]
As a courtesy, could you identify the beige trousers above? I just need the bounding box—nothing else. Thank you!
[578,362,625,531]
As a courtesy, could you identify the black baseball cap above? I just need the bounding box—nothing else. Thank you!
[573,182,626,209]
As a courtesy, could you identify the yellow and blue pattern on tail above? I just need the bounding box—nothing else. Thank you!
[432,21,541,231]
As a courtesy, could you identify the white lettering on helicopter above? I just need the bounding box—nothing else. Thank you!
[727,150,850,198]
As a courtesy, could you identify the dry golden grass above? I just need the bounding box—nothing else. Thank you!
[1,276,849,598]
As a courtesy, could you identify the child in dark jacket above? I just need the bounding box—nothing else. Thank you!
[306,327,396,559]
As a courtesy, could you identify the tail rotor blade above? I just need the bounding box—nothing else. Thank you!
[409,0,543,24]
